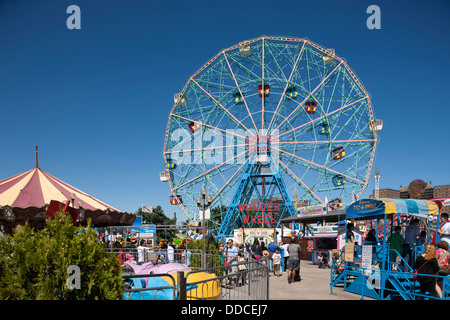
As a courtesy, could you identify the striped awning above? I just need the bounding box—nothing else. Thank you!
[346,198,439,220]
[0,168,120,212]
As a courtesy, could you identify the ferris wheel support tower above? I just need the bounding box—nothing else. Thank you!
[374,166,381,199]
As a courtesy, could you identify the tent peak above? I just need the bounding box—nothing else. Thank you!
[35,146,39,169]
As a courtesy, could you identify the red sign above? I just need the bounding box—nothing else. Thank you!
[242,215,274,225]
[46,200,79,224]
[238,202,280,212]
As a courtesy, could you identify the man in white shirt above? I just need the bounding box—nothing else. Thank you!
[438,213,450,250]
[280,241,289,272]
[137,240,148,265]
[167,240,175,263]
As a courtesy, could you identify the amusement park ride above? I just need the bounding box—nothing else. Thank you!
[160,36,382,241]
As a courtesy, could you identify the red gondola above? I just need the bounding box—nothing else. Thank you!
[170,195,182,205]
[328,198,342,211]
[188,120,201,133]
[304,101,317,114]
[331,147,345,160]
[258,84,270,97]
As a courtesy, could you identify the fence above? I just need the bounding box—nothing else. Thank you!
[330,244,450,300]
[118,249,269,300]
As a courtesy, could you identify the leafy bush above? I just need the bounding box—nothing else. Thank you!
[0,211,124,300]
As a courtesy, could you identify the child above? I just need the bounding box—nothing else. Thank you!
[272,248,282,277]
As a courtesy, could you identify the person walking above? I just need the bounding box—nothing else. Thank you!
[272,248,282,277]
[403,218,420,269]
[280,241,289,272]
[227,241,239,287]
[286,237,301,284]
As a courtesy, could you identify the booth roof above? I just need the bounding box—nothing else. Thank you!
[280,209,346,225]
[345,198,439,220]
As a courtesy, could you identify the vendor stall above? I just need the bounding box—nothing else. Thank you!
[330,198,444,300]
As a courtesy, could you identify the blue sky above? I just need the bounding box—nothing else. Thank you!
[0,0,449,222]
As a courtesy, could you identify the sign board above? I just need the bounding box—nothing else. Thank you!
[199,208,210,219]
[344,242,354,262]
[139,232,154,239]
[297,204,326,216]
[243,228,275,246]
[312,225,338,233]
[362,245,373,276]
[233,228,243,244]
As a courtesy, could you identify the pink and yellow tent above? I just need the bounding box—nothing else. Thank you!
[0,167,120,211]
[0,160,135,232]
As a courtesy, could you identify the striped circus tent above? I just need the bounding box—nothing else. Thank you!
[0,149,135,233]
[0,167,120,212]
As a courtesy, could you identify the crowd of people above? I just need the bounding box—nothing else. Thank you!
[218,237,302,286]
[347,212,450,299]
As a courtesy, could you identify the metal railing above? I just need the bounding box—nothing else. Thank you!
[120,251,269,300]
[330,244,450,300]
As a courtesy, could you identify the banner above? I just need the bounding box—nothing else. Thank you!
[297,204,326,216]
[243,228,275,246]
[142,205,153,213]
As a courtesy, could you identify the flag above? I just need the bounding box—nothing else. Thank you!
[142,205,153,213]
[352,191,358,203]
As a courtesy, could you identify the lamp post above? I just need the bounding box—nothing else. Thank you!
[196,188,212,269]
[70,193,76,207]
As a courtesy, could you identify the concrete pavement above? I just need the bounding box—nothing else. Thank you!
[269,261,372,300]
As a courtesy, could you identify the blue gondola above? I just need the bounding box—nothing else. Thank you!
[318,123,330,135]
[332,175,346,187]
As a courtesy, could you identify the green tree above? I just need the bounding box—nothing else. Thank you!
[137,205,178,242]
[0,211,124,300]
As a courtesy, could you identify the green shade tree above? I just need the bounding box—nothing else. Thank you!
[0,211,124,300]
[136,205,178,242]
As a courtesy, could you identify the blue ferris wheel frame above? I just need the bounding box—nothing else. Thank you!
[162,36,380,237]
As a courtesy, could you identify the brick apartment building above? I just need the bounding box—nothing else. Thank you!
[370,182,450,214]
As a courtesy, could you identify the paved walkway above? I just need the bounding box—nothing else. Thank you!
[269,261,371,300]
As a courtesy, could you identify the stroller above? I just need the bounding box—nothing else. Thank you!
[318,253,329,268]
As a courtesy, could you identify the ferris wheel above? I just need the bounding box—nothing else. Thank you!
[161,36,381,234]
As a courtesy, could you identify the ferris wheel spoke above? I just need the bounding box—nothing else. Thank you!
[170,113,248,139]
[273,154,324,205]
[326,142,374,176]
[267,41,306,133]
[211,158,249,202]
[261,38,266,131]
[191,78,253,134]
[272,61,344,134]
[165,142,247,156]
[275,96,368,140]
[273,146,364,185]
[222,52,259,133]
[279,139,376,146]
[172,149,247,192]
